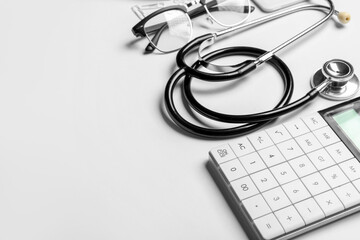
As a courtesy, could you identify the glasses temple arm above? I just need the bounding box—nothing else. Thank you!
[144,1,254,52]
[145,23,168,52]
[144,2,216,52]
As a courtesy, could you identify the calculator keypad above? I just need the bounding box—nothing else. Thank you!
[229,137,255,157]
[314,190,344,216]
[276,139,304,160]
[326,142,354,163]
[231,176,259,200]
[209,113,360,240]
[274,205,305,233]
[294,198,325,224]
[339,158,360,181]
[242,194,272,219]
[289,155,317,177]
[258,146,286,167]
[240,152,267,174]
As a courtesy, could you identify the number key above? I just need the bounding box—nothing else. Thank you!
[258,145,286,167]
[270,162,297,185]
[302,172,330,196]
[289,155,317,177]
[277,139,304,160]
[251,169,279,192]
[219,159,247,182]
[263,187,291,211]
[231,176,259,200]
[282,179,311,204]
[239,152,267,174]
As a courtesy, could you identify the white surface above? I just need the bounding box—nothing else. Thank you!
[0,0,360,239]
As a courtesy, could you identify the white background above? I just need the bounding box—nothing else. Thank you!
[0,0,359,239]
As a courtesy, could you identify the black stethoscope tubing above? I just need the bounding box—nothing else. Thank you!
[164,46,320,138]
[164,1,339,138]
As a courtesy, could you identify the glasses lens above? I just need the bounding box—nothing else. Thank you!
[205,0,251,27]
[144,9,192,52]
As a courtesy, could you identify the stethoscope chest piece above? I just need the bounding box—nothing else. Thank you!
[311,59,360,100]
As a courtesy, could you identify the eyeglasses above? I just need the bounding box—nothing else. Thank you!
[131,0,254,53]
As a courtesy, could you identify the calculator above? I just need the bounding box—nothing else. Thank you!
[208,97,360,240]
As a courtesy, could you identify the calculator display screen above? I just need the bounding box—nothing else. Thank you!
[333,109,360,150]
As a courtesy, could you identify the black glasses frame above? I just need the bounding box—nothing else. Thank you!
[131,1,221,53]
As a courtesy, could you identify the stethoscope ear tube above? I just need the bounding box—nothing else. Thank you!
[164,0,348,138]
[165,46,326,138]
[176,34,256,81]
[166,46,317,138]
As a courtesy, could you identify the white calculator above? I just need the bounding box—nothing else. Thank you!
[208,97,360,240]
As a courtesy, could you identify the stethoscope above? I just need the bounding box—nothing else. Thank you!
[164,0,359,138]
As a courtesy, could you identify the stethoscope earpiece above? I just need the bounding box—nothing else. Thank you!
[337,12,351,24]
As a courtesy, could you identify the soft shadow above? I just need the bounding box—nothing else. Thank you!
[158,93,211,140]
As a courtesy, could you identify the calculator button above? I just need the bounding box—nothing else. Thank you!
[313,126,340,146]
[210,144,236,164]
[282,179,311,204]
[277,139,304,160]
[239,152,267,174]
[284,119,310,137]
[270,162,297,185]
[339,158,360,181]
[333,183,360,208]
[242,194,272,219]
[326,142,354,164]
[302,113,328,131]
[263,187,292,211]
[315,190,344,216]
[289,155,317,178]
[248,131,274,151]
[307,148,336,170]
[229,137,255,157]
[231,176,259,200]
[295,132,322,153]
[266,124,292,144]
[258,146,286,167]
[274,205,305,233]
[320,165,349,188]
[302,172,331,196]
[251,169,279,192]
[219,159,248,182]
[254,213,285,240]
[351,179,360,192]
[295,198,325,225]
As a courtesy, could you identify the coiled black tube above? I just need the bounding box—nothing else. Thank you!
[164,46,318,138]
